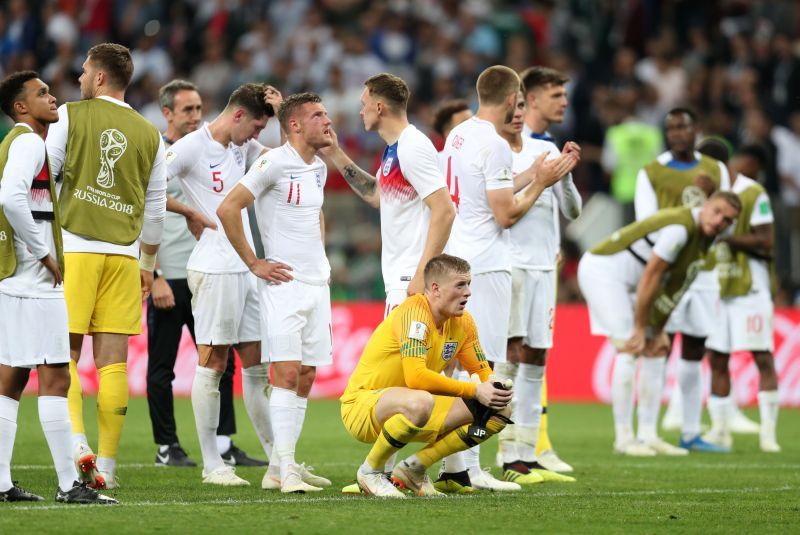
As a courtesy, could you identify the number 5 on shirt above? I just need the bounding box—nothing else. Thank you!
[212,171,223,193]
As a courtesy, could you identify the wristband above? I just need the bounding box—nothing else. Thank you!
[139,251,157,272]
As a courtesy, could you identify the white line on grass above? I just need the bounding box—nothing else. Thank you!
[6,485,796,511]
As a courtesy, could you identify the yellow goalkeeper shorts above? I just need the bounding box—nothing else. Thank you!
[341,388,456,444]
[64,252,141,335]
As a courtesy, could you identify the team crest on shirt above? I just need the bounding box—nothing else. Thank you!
[382,157,394,176]
[233,147,244,167]
[315,171,322,188]
[441,342,458,361]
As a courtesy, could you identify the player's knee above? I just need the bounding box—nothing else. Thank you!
[403,392,434,427]
[681,336,705,361]
[709,351,730,375]
[522,346,546,366]
[274,366,301,391]
[753,352,775,374]
[39,370,70,397]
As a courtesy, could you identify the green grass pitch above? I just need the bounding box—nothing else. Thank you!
[1,397,797,534]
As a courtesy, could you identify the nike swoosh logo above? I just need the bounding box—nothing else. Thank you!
[290,174,298,180]
[157,453,169,463]
[210,163,222,169]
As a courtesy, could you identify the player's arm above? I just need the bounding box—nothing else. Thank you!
[724,223,774,257]
[166,194,217,239]
[406,188,455,295]
[487,152,575,228]
[634,169,657,220]
[45,104,69,178]
[217,174,292,284]
[0,135,61,285]
[139,139,167,298]
[319,128,379,207]
[624,224,687,353]
[553,172,582,220]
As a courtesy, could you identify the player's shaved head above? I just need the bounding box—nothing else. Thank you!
[277,92,323,131]
[424,254,471,289]
[696,136,731,164]
[0,70,39,119]
[364,73,409,114]
[476,66,521,106]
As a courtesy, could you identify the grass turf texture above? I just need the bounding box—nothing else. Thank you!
[1,397,797,534]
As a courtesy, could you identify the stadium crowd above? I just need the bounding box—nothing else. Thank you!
[1,0,800,303]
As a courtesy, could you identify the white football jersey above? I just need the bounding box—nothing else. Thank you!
[509,137,560,271]
[441,117,514,274]
[239,142,330,285]
[166,123,263,274]
[377,124,446,291]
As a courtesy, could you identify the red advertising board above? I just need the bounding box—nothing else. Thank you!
[25,303,800,407]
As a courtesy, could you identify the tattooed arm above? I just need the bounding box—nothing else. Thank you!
[319,128,380,208]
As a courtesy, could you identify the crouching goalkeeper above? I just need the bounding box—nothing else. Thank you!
[340,254,513,498]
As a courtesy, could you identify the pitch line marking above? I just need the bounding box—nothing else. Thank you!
[4,485,796,511]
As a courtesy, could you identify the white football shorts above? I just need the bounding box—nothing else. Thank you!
[466,270,511,363]
[706,291,774,353]
[0,293,69,368]
[508,267,556,349]
[187,270,260,346]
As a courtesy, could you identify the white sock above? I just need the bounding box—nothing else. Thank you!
[636,356,666,442]
[758,390,779,442]
[72,432,88,451]
[295,396,307,443]
[0,396,19,491]
[96,456,115,476]
[707,395,732,433]
[679,359,703,441]
[463,445,481,472]
[216,435,231,454]
[191,366,224,473]
[269,387,298,480]
[242,364,273,460]
[495,362,519,464]
[663,374,683,423]
[439,451,466,475]
[38,396,79,491]
[514,363,544,462]
[611,353,636,445]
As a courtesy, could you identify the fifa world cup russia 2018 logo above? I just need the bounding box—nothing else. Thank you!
[96,128,128,189]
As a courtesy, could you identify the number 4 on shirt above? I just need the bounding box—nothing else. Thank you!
[445,156,460,210]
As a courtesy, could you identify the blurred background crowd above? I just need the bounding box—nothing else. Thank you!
[1,0,799,304]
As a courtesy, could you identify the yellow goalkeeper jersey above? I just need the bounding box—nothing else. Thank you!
[341,294,492,403]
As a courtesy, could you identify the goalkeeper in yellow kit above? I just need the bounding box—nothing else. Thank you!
[340,254,513,498]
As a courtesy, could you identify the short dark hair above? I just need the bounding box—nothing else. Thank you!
[87,43,133,90]
[710,190,742,214]
[666,107,697,124]
[159,79,199,110]
[736,144,769,168]
[696,136,732,164]
[433,99,470,137]
[0,70,39,119]
[364,73,409,113]
[277,92,322,131]
[424,254,471,289]
[476,65,521,106]
[520,66,569,95]
[226,83,274,119]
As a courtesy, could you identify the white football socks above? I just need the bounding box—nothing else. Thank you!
[514,363,544,463]
[39,396,80,492]
[191,366,224,473]
[242,363,273,459]
[678,359,703,441]
[270,387,298,481]
[707,394,733,434]
[216,435,232,455]
[0,395,19,491]
[494,361,519,464]
[295,395,307,443]
[611,353,636,445]
[636,356,666,442]
[758,390,779,444]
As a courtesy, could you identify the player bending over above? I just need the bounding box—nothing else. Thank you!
[578,192,740,456]
[340,254,513,498]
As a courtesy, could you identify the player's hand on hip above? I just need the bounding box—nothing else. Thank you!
[185,208,217,240]
[475,380,513,410]
[39,254,63,287]
[140,269,154,300]
[251,259,293,284]
[151,276,176,310]
[645,330,671,356]
[621,328,647,355]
